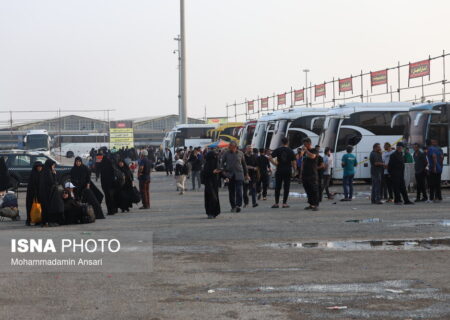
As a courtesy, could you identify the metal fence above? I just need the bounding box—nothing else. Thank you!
[226,51,449,122]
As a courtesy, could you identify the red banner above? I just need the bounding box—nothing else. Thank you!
[277,93,286,106]
[339,77,353,93]
[261,97,269,110]
[315,84,326,98]
[294,89,304,102]
[409,59,430,79]
[371,69,388,87]
[247,100,254,113]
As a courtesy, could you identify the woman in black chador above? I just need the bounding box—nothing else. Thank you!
[25,161,43,226]
[39,159,64,226]
[117,159,133,212]
[201,150,221,219]
[70,156,91,200]
[0,157,10,193]
[100,155,118,215]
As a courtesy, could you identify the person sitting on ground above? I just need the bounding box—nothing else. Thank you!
[61,188,82,224]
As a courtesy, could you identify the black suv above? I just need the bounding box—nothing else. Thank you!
[0,150,72,188]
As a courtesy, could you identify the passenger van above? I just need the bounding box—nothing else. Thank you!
[318,102,413,180]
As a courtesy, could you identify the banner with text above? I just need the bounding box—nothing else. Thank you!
[339,77,353,93]
[261,97,269,110]
[277,93,286,106]
[315,84,326,98]
[409,59,430,79]
[371,69,388,87]
[247,100,254,113]
[294,89,304,102]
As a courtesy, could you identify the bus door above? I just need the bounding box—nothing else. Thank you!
[428,104,450,180]
[335,125,363,179]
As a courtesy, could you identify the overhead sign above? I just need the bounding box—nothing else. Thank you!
[109,121,134,149]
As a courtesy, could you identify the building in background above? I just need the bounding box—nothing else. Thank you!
[0,114,204,149]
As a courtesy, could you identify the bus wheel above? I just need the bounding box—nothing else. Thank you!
[66,151,74,158]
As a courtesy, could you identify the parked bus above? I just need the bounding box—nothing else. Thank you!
[251,110,286,150]
[207,122,244,143]
[406,102,450,180]
[238,120,257,150]
[268,108,328,151]
[318,102,413,180]
[52,133,109,158]
[162,124,217,155]
[24,130,51,154]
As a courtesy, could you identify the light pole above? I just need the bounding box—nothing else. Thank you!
[303,69,310,106]
[174,36,181,123]
[179,0,187,124]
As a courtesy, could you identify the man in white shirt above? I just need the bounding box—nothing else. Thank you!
[322,147,334,199]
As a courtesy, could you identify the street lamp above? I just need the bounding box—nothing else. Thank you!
[303,69,310,106]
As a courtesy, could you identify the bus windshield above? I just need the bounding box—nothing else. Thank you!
[252,123,267,149]
[319,118,340,150]
[409,111,428,146]
[26,134,49,150]
[269,120,288,150]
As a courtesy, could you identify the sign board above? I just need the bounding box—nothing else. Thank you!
[207,118,228,125]
[109,121,134,149]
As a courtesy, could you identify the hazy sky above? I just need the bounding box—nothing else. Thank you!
[0,0,449,124]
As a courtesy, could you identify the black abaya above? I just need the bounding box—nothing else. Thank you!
[100,156,118,215]
[70,156,91,200]
[39,160,64,224]
[201,151,221,218]
[117,162,133,212]
[26,161,43,224]
[0,157,10,192]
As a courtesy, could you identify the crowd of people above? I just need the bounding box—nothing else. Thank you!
[0,146,155,226]
[166,136,446,218]
[0,137,446,223]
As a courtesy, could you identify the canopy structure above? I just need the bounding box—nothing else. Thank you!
[206,140,230,148]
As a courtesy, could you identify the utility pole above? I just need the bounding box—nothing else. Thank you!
[174,35,181,123]
[179,0,187,124]
[303,69,310,107]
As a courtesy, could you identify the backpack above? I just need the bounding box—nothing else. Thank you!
[80,204,96,224]
[113,167,125,187]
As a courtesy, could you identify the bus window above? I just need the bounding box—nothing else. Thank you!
[336,128,362,152]
[343,112,407,135]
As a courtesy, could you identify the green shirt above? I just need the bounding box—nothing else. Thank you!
[342,153,357,176]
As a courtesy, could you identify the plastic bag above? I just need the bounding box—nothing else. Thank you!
[30,199,42,224]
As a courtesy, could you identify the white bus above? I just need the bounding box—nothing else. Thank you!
[268,108,328,150]
[162,124,218,155]
[406,102,450,181]
[52,133,109,158]
[24,130,51,155]
[318,102,413,180]
[251,110,287,150]
[238,120,257,150]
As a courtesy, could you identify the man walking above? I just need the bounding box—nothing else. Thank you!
[220,141,249,213]
[243,146,258,208]
[388,142,414,205]
[341,146,357,201]
[322,147,333,200]
[257,148,271,201]
[413,143,428,202]
[427,139,443,202]
[369,143,384,204]
[301,138,319,211]
[315,145,325,202]
[189,148,202,191]
[269,137,296,208]
[138,150,151,209]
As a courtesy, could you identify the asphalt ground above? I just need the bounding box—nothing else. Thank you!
[0,171,449,320]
